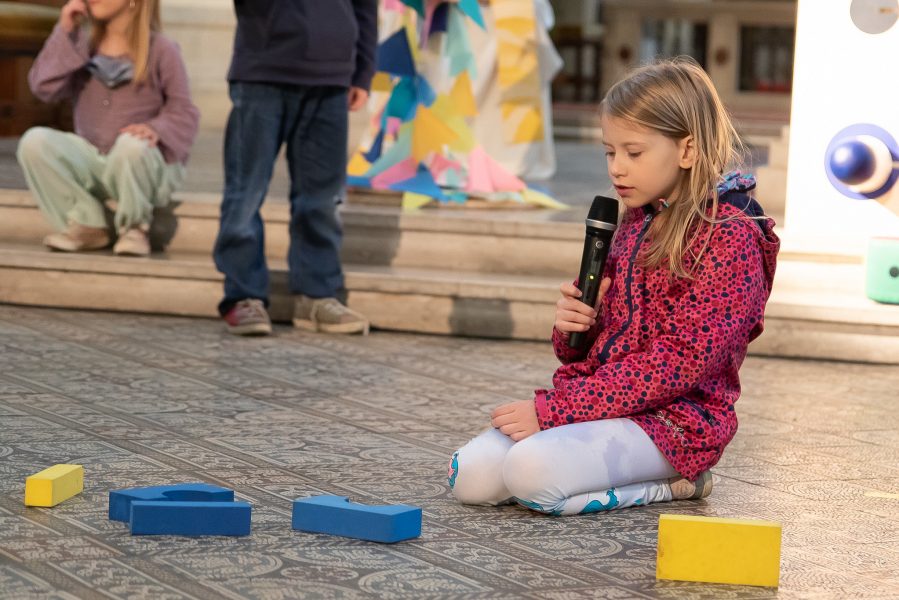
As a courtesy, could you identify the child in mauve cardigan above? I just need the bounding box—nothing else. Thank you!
[18,0,199,256]
[449,58,780,516]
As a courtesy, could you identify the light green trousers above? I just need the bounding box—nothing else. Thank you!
[16,127,185,232]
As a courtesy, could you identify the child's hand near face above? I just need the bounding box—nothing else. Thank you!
[554,278,611,335]
[60,0,88,33]
[491,400,540,441]
[120,124,159,147]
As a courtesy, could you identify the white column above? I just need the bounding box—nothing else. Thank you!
[160,0,236,131]
[784,0,899,255]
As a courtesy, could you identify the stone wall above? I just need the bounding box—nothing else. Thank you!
[160,0,235,131]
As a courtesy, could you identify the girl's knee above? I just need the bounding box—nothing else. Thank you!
[108,134,152,166]
[447,449,489,504]
[449,454,503,505]
[501,437,564,512]
[16,127,54,164]
[448,430,514,505]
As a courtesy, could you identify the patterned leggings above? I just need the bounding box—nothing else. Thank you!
[448,419,680,515]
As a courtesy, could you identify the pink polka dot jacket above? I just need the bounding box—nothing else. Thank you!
[535,173,780,481]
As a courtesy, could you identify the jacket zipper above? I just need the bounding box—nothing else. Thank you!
[598,213,654,363]
[682,398,716,425]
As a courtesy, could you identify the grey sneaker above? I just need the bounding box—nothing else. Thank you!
[224,299,272,336]
[43,221,110,252]
[113,225,150,256]
[293,296,370,335]
[668,470,713,500]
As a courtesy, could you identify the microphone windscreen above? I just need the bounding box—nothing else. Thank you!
[588,195,619,226]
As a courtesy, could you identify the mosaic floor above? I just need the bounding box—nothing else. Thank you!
[1,305,897,599]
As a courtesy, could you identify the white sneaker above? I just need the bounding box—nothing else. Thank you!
[223,299,272,336]
[43,221,110,252]
[113,226,150,256]
[293,296,370,335]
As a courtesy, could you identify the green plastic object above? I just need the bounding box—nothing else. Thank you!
[866,237,899,305]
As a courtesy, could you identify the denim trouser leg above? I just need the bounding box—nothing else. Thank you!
[284,87,348,299]
[213,82,284,315]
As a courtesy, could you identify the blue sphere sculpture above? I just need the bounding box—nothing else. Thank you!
[830,140,876,185]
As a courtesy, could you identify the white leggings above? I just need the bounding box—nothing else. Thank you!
[448,419,680,515]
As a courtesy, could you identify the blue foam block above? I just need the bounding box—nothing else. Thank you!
[291,495,421,543]
[108,483,233,522]
[130,501,252,536]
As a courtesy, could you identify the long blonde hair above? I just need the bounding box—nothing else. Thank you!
[90,0,161,83]
[600,57,746,278]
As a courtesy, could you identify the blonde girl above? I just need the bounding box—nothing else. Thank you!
[18,0,199,256]
[449,58,780,516]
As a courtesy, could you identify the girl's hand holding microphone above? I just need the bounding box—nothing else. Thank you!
[60,0,88,33]
[555,278,611,335]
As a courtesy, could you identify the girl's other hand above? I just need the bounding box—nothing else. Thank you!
[554,277,610,334]
[60,0,88,33]
[120,124,159,147]
[491,400,540,442]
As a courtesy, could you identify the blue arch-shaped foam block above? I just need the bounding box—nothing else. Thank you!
[108,483,234,522]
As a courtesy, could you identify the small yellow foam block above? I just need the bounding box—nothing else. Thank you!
[657,514,781,587]
[25,464,84,507]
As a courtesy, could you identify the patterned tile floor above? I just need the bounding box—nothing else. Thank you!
[1,305,897,599]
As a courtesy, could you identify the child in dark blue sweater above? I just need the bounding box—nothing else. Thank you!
[214,0,377,336]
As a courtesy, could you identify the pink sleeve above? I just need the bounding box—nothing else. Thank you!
[28,24,91,103]
[146,39,200,164]
[535,220,769,429]
[551,323,601,364]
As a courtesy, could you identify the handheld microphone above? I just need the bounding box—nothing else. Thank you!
[568,195,619,350]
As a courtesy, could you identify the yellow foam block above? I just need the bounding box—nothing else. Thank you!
[657,514,781,587]
[25,464,84,507]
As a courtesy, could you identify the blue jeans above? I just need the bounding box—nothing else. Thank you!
[214,82,348,315]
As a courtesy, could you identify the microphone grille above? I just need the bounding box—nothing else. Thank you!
[588,195,619,224]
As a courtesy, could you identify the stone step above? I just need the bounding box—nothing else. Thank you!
[0,188,585,279]
[1,241,897,363]
[5,187,895,363]
[0,242,558,339]
[0,187,862,282]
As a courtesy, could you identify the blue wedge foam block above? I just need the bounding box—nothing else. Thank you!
[108,483,233,522]
[291,495,421,543]
[130,501,252,536]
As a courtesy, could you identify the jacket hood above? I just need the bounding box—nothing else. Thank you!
[717,173,780,298]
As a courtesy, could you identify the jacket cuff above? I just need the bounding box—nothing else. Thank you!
[534,390,559,430]
[551,327,578,361]
[552,326,570,345]
[51,23,91,63]
[351,70,374,92]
